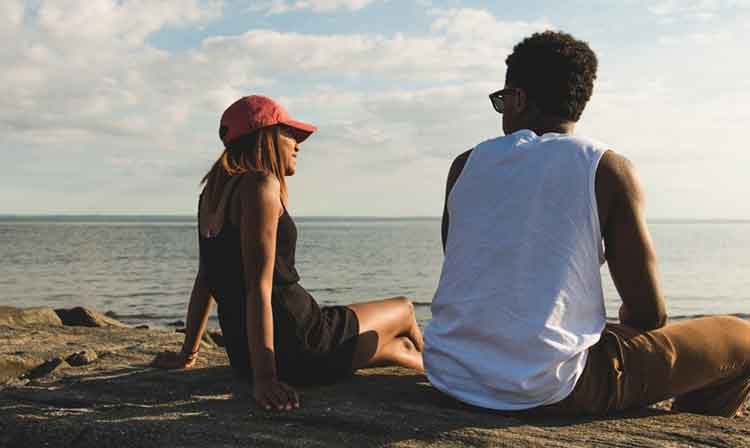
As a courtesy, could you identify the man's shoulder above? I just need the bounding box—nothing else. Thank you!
[596,150,640,196]
[537,134,612,160]
[447,149,473,188]
[595,150,645,229]
[473,133,520,151]
[459,135,513,164]
[451,148,472,166]
[559,133,610,148]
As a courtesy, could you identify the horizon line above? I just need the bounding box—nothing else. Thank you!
[1,214,750,223]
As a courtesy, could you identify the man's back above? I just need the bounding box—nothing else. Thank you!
[426,29,750,419]
[424,130,609,410]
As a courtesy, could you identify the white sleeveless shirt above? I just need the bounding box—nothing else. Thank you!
[424,130,609,410]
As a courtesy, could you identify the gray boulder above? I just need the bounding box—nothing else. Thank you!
[65,350,98,367]
[54,307,128,328]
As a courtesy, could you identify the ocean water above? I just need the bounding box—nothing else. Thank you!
[0,217,748,328]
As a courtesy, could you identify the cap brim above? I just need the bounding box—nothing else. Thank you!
[280,119,317,143]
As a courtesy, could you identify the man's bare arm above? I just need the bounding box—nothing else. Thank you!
[442,149,472,252]
[596,150,667,331]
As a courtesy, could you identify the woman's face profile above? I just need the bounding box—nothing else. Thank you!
[278,130,299,176]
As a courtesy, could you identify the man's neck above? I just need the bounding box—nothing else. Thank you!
[527,117,576,136]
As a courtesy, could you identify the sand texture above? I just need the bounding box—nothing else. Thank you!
[1,306,748,447]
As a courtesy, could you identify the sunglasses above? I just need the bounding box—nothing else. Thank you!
[488,88,518,114]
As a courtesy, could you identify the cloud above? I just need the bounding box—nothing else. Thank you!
[0,0,24,30]
[1,6,548,144]
[646,0,720,18]
[430,8,549,44]
[657,30,729,44]
[249,0,381,15]
[0,5,550,214]
[0,0,225,143]
[3,2,747,217]
[36,0,223,47]
[201,12,550,82]
[636,0,750,20]
[282,81,500,160]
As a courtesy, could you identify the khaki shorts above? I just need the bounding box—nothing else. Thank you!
[530,316,750,418]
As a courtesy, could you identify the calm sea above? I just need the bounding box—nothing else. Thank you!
[0,216,748,327]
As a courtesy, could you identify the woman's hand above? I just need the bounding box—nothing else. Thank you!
[253,375,300,411]
[151,350,198,369]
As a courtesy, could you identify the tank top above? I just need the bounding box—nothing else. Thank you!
[423,129,609,410]
[198,180,300,295]
[197,178,319,374]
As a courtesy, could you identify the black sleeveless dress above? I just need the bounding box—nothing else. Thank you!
[198,183,360,386]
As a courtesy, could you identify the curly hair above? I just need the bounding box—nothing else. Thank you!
[505,31,598,122]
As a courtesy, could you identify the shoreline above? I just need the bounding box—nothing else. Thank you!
[55,308,750,331]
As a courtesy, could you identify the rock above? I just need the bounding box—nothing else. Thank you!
[55,307,128,328]
[0,355,42,384]
[24,357,70,380]
[65,350,98,367]
[169,320,186,327]
[0,307,62,327]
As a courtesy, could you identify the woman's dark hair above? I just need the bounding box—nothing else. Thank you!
[201,125,289,201]
[505,30,598,122]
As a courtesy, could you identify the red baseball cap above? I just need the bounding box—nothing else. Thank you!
[219,95,317,146]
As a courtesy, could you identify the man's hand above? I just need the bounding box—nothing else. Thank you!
[253,375,300,411]
[151,350,197,369]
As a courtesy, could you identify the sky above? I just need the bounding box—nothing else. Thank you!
[1,0,749,218]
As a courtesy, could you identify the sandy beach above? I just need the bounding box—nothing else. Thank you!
[0,306,748,447]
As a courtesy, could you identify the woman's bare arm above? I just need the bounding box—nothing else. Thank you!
[152,265,213,369]
[180,266,214,358]
[239,174,299,411]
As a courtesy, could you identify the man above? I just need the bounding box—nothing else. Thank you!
[423,31,750,417]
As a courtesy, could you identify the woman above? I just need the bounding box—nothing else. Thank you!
[153,95,424,411]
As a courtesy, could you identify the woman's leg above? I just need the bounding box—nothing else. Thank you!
[346,296,424,372]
